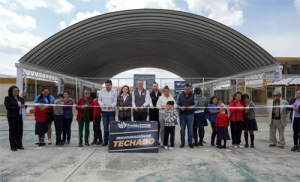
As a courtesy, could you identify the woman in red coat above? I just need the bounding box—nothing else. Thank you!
[229,92,244,148]
[76,90,93,147]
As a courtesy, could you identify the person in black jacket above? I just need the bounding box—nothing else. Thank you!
[149,82,162,144]
[4,86,26,151]
[288,97,297,122]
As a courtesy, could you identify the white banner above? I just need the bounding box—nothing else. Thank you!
[231,79,237,97]
[60,78,64,94]
[274,70,282,93]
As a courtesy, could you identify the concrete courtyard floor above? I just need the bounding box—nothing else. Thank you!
[0,116,299,182]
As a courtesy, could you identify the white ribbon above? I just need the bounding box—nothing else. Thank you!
[22,102,294,109]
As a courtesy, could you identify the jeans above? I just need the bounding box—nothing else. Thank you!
[180,114,194,145]
[102,111,116,142]
[53,115,64,143]
[119,117,131,121]
[63,118,72,141]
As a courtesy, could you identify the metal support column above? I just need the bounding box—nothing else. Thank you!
[15,63,23,96]
[76,78,78,102]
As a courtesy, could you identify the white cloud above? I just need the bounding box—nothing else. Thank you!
[295,0,300,12]
[59,11,101,30]
[0,5,42,76]
[0,5,36,29]
[0,22,43,75]
[106,0,179,12]
[184,0,244,26]
[15,0,75,14]
[0,0,7,3]
[251,33,300,57]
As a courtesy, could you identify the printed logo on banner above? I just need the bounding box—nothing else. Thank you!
[118,122,128,129]
[140,124,151,128]
[109,121,158,153]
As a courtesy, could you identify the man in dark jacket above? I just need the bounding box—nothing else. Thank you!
[176,84,198,149]
[149,82,162,144]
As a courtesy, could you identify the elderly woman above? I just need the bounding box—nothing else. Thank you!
[4,86,26,151]
[34,85,55,145]
[156,86,177,147]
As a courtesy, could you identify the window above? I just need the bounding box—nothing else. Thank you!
[287,65,298,74]
[267,87,275,98]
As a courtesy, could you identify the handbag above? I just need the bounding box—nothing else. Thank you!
[86,113,93,122]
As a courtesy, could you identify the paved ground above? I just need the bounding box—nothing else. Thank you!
[0,116,299,182]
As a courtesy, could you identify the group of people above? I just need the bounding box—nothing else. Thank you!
[4,81,300,152]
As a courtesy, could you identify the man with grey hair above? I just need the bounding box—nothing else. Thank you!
[132,80,152,121]
[267,91,289,149]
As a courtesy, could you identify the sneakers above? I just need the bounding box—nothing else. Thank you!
[211,142,215,146]
[66,140,70,144]
[244,144,249,148]
[85,143,90,146]
[198,142,203,146]
[222,145,227,149]
[180,144,185,148]
[250,144,255,148]
[91,141,97,145]
[169,147,174,150]
[164,146,168,150]
[160,143,164,147]
[238,144,244,148]
[35,142,40,145]
[48,139,52,145]
[233,145,238,148]
[217,145,222,149]
[291,146,298,151]
[79,143,83,147]
[97,141,103,145]
[39,143,45,147]
[189,144,194,149]
[203,140,207,144]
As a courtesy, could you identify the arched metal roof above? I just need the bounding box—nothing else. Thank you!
[19,9,279,83]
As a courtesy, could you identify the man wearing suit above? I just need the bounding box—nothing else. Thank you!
[149,82,162,144]
[267,91,289,149]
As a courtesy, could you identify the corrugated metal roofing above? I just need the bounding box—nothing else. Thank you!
[19,9,279,83]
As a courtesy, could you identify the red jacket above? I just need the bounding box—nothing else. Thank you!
[75,97,93,122]
[229,100,244,122]
[215,113,229,129]
[92,99,101,120]
[31,107,53,122]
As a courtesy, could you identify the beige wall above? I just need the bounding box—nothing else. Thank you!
[0,83,15,100]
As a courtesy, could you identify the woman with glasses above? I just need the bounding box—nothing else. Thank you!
[4,86,26,151]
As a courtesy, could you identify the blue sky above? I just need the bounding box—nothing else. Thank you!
[0,0,299,78]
